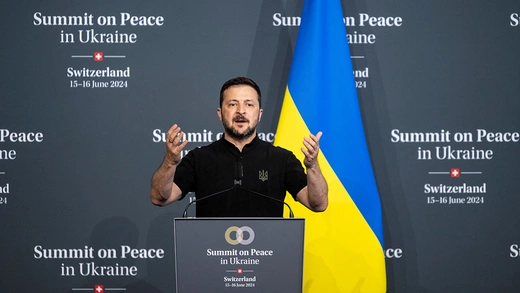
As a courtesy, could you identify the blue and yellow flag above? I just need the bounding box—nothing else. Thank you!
[274,0,386,292]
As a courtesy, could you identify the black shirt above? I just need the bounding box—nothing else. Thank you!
[174,135,307,217]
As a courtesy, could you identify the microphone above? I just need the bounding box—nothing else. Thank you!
[237,184,295,218]
[182,185,237,218]
[182,162,295,218]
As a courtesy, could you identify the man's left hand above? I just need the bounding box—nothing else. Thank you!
[301,131,322,169]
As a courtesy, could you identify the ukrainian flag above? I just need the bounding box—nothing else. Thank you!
[274,0,386,292]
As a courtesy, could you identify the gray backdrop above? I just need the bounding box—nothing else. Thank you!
[1,0,520,292]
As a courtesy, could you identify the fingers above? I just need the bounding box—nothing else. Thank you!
[167,124,182,144]
[301,131,322,167]
[314,131,323,141]
[167,124,189,146]
[165,124,188,164]
[302,131,322,153]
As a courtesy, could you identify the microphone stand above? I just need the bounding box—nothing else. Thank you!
[182,185,237,218]
[182,178,295,218]
[236,183,295,218]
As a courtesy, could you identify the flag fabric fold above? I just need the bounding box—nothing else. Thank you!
[274,0,386,291]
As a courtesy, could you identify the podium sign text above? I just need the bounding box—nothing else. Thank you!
[173,218,305,293]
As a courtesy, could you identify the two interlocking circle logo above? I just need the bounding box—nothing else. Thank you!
[225,226,255,245]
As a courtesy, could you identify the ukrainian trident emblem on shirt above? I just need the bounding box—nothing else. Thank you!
[259,170,268,182]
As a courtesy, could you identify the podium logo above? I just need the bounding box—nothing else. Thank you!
[225,226,255,245]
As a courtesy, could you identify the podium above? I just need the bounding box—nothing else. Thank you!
[173,218,305,293]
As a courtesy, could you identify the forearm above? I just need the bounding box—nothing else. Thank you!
[306,165,329,212]
[299,131,328,211]
[151,124,188,206]
[150,158,178,206]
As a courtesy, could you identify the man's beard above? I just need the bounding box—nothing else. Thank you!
[223,115,257,140]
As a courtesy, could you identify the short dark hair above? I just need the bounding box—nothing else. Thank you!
[219,77,262,107]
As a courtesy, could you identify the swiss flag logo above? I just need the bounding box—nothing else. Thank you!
[94,285,104,293]
[94,52,104,62]
[450,168,460,178]
[237,268,243,274]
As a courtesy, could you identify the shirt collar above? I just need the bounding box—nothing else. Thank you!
[219,134,260,154]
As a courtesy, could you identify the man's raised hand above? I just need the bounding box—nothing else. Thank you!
[165,124,188,165]
[301,131,322,169]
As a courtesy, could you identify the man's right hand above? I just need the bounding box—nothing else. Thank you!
[150,124,188,206]
[165,124,188,165]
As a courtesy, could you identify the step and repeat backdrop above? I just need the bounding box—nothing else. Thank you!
[1,0,519,292]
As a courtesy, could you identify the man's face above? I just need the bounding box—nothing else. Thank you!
[217,85,263,141]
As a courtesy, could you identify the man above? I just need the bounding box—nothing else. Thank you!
[150,77,328,217]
